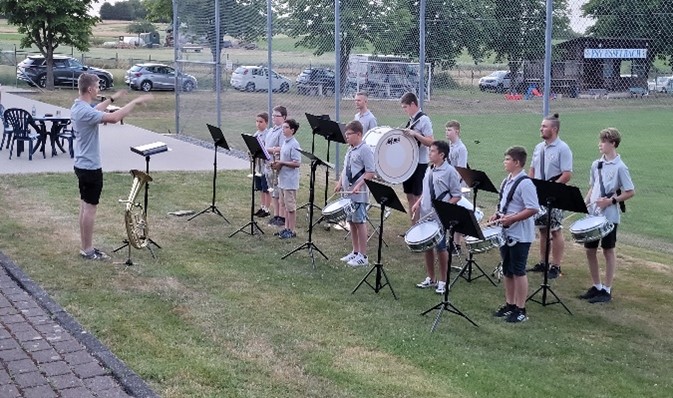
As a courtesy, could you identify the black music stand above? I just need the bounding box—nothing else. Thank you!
[526,179,587,314]
[452,167,499,287]
[114,142,167,261]
[421,201,483,331]
[351,180,405,299]
[282,149,332,268]
[310,118,347,229]
[189,124,230,223]
[230,134,270,237]
[297,113,330,214]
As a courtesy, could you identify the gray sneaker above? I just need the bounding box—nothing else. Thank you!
[80,248,111,261]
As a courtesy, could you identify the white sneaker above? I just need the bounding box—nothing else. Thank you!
[340,252,357,262]
[416,277,437,289]
[347,253,369,267]
[435,281,446,294]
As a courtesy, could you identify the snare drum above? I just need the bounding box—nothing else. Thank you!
[321,198,354,224]
[456,196,484,222]
[569,216,615,243]
[465,226,505,254]
[534,206,548,229]
[363,126,419,184]
[404,220,444,252]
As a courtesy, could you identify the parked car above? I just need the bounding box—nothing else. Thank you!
[230,66,291,92]
[478,70,523,92]
[125,63,197,92]
[296,67,336,95]
[647,76,672,93]
[16,55,114,90]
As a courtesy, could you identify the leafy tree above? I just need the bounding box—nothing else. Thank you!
[143,0,172,23]
[127,20,157,34]
[100,0,147,21]
[0,0,98,90]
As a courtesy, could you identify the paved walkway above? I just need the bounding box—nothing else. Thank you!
[0,87,248,396]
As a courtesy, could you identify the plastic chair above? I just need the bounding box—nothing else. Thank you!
[0,104,13,150]
[3,108,40,161]
[58,123,75,158]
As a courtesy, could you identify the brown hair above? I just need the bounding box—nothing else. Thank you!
[345,120,364,135]
[599,127,621,148]
[544,113,560,131]
[355,92,368,99]
[256,112,269,123]
[400,92,418,106]
[445,120,461,131]
[285,118,299,134]
[273,106,287,118]
[78,73,99,95]
[505,146,528,167]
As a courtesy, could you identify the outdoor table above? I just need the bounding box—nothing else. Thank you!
[32,115,70,157]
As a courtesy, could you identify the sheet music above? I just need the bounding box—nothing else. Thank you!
[257,135,271,161]
[131,141,168,156]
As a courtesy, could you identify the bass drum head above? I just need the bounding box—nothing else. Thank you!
[363,126,419,184]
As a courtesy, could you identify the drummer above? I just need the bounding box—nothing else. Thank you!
[411,140,462,294]
[446,119,469,254]
[335,120,376,267]
[401,92,435,225]
[354,92,377,132]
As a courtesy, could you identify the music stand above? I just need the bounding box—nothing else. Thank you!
[282,149,332,268]
[421,200,483,331]
[297,113,329,215]
[114,142,168,262]
[526,179,587,314]
[188,124,230,223]
[351,179,405,299]
[230,134,270,237]
[310,119,347,229]
[452,167,499,287]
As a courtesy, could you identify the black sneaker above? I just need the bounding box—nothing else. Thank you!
[493,303,515,318]
[588,289,611,303]
[578,286,601,300]
[505,307,528,323]
[79,248,111,261]
[527,261,546,272]
[547,265,561,279]
[254,208,265,217]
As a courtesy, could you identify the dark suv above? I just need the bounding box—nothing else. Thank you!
[17,55,114,90]
[296,67,336,95]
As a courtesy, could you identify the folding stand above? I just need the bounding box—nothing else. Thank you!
[282,149,332,268]
[526,179,587,315]
[230,133,271,237]
[114,142,168,261]
[189,124,230,223]
[421,201,483,331]
[351,180,406,299]
[450,167,500,287]
[297,113,329,214]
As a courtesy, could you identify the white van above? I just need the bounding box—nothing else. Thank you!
[230,66,291,92]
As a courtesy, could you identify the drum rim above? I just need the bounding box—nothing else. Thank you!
[364,127,419,184]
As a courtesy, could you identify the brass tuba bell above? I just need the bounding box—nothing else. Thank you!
[120,169,153,249]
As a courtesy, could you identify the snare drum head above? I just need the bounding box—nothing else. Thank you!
[482,226,502,237]
[405,221,441,244]
[571,216,607,232]
[363,126,419,184]
[456,196,474,211]
[323,198,350,214]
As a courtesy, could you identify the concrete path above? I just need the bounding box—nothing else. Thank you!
[0,87,247,396]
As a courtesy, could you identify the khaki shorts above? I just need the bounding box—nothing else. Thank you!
[281,189,297,212]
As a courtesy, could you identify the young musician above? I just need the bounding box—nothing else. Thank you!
[412,141,462,294]
[335,120,376,267]
[528,113,573,279]
[445,119,468,253]
[273,118,301,239]
[400,92,434,225]
[253,112,271,218]
[491,146,539,323]
[266,106,288,227]
[579,128,635,303]
[354,92,377,133]
[71,73,153,261]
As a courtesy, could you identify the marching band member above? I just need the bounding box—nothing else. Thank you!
[354,92,377,133]
[445,119,469,254]
[490,147,539,323]
[253,112,271,218]
[411,140,462,294]
[335,120,376,267]
[272,119,301,239]
[266,106,288,227]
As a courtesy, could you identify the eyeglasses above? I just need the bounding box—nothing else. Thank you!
[272,114,283,117]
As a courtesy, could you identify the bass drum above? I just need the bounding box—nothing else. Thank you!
[363,126,419,184]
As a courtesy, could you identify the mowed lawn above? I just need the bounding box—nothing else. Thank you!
[1,93,673,396]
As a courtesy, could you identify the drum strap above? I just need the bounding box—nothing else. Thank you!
[597,161,626,212]
[498,175,529,215]
[407,111,426,147]
[539,147,546,180]
[345,149,365,185]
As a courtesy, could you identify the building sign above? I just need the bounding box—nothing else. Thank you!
[584,48,647,59]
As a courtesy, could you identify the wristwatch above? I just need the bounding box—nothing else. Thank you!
[109,97,115,103]
[611,197,617,205]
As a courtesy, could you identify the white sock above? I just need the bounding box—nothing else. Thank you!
[604,286,611,293]
[593,283,603,290]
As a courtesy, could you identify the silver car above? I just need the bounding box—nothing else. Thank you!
[125,63,197,92]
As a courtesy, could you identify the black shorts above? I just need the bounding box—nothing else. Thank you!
[402,163,428,196]
[499,242,531,277]
[74,167,103,205]
[253,175,268,192]
[584,224,618,250]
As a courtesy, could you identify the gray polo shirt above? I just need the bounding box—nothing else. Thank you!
[409,110,433,164]
[419,160,463,218]
[71,99,104,170]
[449,138,468,168]
[355,110,377,133]
[264,125,283,174]
[498,170,539,243]
[531,137,573,181]
[341,141,376,203]
[278,135,301,190]
[588,155,634,224]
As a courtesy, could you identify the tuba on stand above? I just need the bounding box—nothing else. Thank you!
[120,169,153,249]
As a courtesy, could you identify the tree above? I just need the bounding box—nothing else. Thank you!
[100,0,147,21]
[0,0,98,90]
[143,0,172,23]
[583,0,673,68]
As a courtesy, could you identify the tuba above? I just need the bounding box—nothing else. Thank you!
[120,169,153,249]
